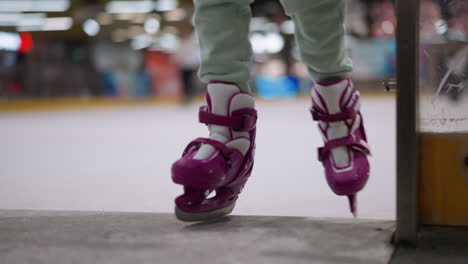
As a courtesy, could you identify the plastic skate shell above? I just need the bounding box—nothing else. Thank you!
[172,91,257,221]
[311,79,371,215]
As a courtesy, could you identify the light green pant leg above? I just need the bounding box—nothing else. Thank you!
[280,0,353,80]
[193,0,254,92]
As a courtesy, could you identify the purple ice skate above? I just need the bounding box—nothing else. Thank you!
[310,78,371,216]
[172,82,257,222]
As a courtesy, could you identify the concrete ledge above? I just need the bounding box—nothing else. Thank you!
[0,210,394,264]
[390,226,468,264]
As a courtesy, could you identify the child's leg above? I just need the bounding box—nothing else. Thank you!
[281,0,370,215]
[280,0,352,81]
[171,0,257,221]
[193,0,254,92]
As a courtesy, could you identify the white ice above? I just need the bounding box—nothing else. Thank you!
[0,96,395,219]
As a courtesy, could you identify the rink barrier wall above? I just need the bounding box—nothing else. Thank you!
[0,93,394,113]
[419,133,468,226]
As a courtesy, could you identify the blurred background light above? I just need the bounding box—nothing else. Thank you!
[41,17,73,31]
[18,17,73,32]
[156,0,178,12]
[0,31,21,51]
[18,32,34,53]
[153,32,179,52]
[83,19,100,37]
[280,20,295,34]
[435,19,448,35]
[106,0,154,14]
[0,13,45,27]
[0,0,70,12]
[381,20,395,35]
[251,33,265,54]
[251,32,284,54]
[17,13,47,29]
[144,18,160,34]
[131,34,152,50]
[0,13,24,26]
[0,31,33,53]
[264,22,279,33]
[250,17,269,32]
[264,33,284,53]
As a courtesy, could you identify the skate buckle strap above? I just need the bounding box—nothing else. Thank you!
[310,106,357,122]
[183,137,236,165]
[199,106,257,132]
[318,135,370,162]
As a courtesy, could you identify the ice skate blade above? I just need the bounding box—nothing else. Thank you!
[175,203,236,222]
[347,194,357,218]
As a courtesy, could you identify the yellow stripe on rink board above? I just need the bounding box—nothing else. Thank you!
[419,133,468,226]
[0,93,394,113]
[0,97,182,112]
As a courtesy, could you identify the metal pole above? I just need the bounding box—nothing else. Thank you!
[395,0,420,243]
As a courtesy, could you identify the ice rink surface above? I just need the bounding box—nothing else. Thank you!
[0,96,395,220]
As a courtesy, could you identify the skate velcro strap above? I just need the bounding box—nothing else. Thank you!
[318,135,370,161]
[199,106,256,131]
[310,107,357,122]
[183,137,234,161]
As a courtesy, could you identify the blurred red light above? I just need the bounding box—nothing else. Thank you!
[18,32,34,53]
